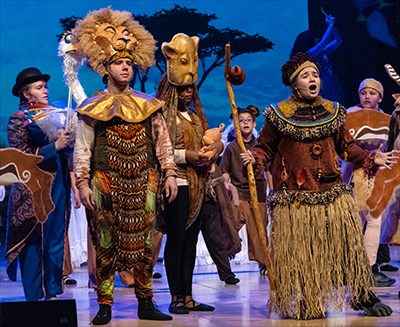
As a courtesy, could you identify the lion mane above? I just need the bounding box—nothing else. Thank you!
[72,6,157,76]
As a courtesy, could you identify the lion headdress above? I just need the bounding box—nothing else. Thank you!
[72,7,157,77]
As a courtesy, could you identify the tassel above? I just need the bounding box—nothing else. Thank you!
[296,168,308,208]
[296,189,301,208]
[145,170,157,211]
[91,180,102,208]
[282,181,288,206]
[344,137,348,161]
[145,189,155,211]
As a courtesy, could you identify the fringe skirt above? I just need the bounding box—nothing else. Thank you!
[267,184,372,319]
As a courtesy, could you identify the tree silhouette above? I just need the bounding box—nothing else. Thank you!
[135,5,274,91]
[58,5,274,92]
[57,15,81,40]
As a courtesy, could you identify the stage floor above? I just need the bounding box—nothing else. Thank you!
[0,245,399,326]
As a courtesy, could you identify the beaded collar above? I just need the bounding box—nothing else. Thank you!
[263,96,346,141]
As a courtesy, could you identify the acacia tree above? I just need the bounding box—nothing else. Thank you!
[58,5,274,92]
[57,15,81,40]
[135,5,274,91]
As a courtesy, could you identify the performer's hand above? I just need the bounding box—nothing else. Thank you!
[374,144,399,169]
[79,186,95,210]
[73,189,81,209]
[240,150,256,166]
[201,140,224,163]
[224,181,232,192]
[164,176,178,203]
[186,150,210,166]
[55,130,71,150]
[326,15,335,26]
[0,185,5,202]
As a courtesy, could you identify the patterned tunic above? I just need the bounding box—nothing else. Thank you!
[252,96,375,319]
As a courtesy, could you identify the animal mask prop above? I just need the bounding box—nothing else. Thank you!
[200,123,225,173]
[346,109,390,146]
[385,64,400,111]
[162,33,199,86]
[72,7,156,76]
[361,64,400,218]
[0,148,54,223]
[58,30,87,107]
[346,109,391,213]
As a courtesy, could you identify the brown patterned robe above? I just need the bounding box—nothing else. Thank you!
[252,96,376,319]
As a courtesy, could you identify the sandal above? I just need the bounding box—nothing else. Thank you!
[259,263,268,276]
[168,300,189,314]
[184,299,215,311]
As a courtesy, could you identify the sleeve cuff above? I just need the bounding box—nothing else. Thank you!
[164,163,178,179]
[363,150,379,179]
[253,149,267,179]
[174,149,186,164]
[39,143,57,160]
[76,177,90,190]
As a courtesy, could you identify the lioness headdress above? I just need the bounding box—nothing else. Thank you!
[162,33,199,86]
[72,7,157,77]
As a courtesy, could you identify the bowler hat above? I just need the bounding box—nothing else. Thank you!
[12,67,50,97]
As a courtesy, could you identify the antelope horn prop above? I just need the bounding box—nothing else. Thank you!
[224,44,278,291]
[385,64,400,86]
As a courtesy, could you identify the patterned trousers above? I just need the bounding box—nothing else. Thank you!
[90,203,153,306]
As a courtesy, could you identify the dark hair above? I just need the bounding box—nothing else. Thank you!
[18,84,32,109]
[230,105,260,120]
[281,52,320,87]
[227,129,235,142]
[290,30,316,58]
[386,111,400,152]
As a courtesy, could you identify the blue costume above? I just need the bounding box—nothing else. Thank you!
[6,109,71,301]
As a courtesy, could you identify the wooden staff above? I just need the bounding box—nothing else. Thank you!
[66,87,72,132]
[224,44,277,291]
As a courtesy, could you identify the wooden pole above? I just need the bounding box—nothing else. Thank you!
[66,87,72,132]
[224,44,277,291]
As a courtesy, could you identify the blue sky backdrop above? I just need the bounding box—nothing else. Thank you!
[0,0,308,145]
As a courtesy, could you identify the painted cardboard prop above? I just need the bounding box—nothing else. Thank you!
[367,65,400,246]
[162,33,199,86]
[0,148,54,223]
[345,109,391,213]
[347,65,400,219]
[365,65,400,222]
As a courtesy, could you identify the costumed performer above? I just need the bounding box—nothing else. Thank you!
[342,78,395,287]
[219,105,269,275]
[290,14,344,104]
[7,67,72,301]
[379,69,400,270]
[155,33,223,314]
[72,7,177,324]
[241,53,395,320]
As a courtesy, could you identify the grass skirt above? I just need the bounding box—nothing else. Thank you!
[267,184,372,319]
